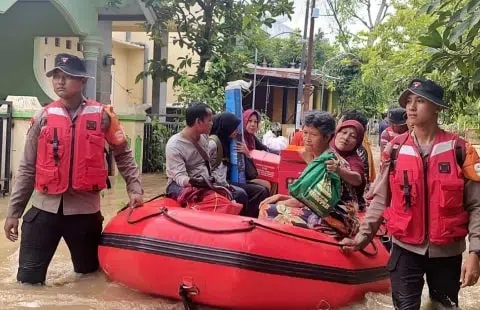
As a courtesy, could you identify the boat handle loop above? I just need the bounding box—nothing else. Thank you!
[125,207,378,257]
[179,284,199,310]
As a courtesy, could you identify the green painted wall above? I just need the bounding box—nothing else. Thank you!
[0,0,144,104]
[0,0,134,102]
[0,1,76,101]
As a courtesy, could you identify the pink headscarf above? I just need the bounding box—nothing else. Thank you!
[243,109,260,151]
[331,120,365,176]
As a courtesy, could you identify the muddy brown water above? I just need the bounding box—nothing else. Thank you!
[0,143,479,309]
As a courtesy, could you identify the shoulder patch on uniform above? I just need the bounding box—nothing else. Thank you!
[474,163,480,176]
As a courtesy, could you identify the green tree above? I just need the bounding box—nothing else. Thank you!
[246,28,337,69]
[247,28,303,68]
[142,0,294,79]
[419,0,480,123]
[313,29,338,68]
[324,0,391,49]
[352,1,434,112]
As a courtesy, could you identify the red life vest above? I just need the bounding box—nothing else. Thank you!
[382,127,398,143]
[383,130,469,245]
[35,100,107,194]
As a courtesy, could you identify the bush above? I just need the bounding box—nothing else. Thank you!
[143,120,182,173]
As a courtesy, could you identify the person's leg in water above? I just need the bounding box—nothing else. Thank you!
[17,207,62,285]
[62,211,104,275]
[388,244,426,310]
[426,254,462,308]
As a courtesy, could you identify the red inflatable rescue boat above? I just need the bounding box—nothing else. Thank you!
[99,197,390,309]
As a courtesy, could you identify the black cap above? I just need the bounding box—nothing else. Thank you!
[387,107,407,125]
[398,78,446,108]
[46,53,93,79]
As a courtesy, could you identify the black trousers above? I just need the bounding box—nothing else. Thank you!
[388,244,462,310]
[231,182,269,218]
[17,206,104,284]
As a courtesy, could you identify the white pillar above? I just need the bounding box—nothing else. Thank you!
[80,36,102,100]
[96,21,113,104]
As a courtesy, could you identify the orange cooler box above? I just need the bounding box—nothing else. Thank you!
[278,146,307,195]
[250,150,280,183]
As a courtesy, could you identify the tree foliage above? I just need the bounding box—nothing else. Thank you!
[324,0,391,49]
[419,0,480,121]
[246,28,337,69]
[141,0,294,79]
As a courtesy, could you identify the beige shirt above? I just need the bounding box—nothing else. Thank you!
[165,132,210,187]
[208,139,229,187]
[356,132,480,257]
[7,103,142,218]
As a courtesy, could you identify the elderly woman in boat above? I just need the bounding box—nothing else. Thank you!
[259,111,366,238]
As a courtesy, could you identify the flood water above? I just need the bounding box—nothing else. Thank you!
[0,142,480,309]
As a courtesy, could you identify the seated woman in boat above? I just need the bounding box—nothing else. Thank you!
[259,113,365,238]
[235,109,279,194]
[329,119,367,210]
[209,112,269,218]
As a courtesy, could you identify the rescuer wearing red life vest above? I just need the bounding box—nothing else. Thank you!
[379,106,409,153]
[340,78,480,309]
[3,53,143,285]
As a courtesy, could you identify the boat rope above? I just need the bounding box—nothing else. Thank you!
[127,207,256,234]
[252,220,378,257]
[125,207,378,257]
[117,194,167,213]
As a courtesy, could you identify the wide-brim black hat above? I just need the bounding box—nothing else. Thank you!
[46,53,93,79]
[399,78,446,108]
[388,107,407,125]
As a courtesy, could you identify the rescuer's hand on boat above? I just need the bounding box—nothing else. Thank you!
[3,217,18,242]
[338,238,359,253]
[460,253,480,288]
[129,193,144,209]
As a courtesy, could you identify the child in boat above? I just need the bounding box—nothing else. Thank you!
[259,112,364,239]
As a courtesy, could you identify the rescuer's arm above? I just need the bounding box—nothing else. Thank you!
[102,107,143,203]
[463,143,480,253]
[342,143,393,251]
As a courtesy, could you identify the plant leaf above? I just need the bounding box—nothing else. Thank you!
[449,18,472,42]
[418,29,443,48]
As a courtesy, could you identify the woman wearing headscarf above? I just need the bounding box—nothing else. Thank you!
[208,112,269,218]
[238,109,280,155]
[258,111,361,238]
[235,109,280,194]
[328,119,366,207]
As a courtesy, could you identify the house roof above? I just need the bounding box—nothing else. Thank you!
[245,64,324,86]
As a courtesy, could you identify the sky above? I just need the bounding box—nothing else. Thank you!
[283,0,377,41]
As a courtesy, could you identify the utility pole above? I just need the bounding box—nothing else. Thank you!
[304,0,316,111]
[294,0,310,129]
[252,48,258,110]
